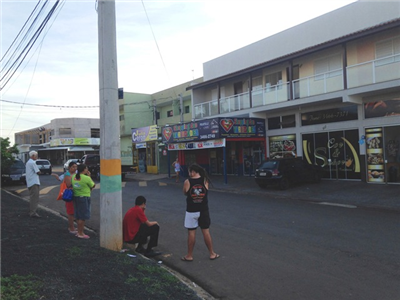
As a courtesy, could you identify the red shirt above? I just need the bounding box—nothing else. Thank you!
[123,206,148,242]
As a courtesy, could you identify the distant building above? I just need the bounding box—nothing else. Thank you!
[15,118,100,164]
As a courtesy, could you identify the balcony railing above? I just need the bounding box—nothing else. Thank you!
[193,56,400,119]
[347,53,400,88]
[252,82,290,107]
[292,69,343,98]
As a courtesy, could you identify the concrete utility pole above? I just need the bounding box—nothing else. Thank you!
[97,0,122,251]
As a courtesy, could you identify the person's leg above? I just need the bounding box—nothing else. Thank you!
[68,214,76,232]
[29,185,40,216]
[183,229,196,260]
[201,228,218,259]
[77,219,85,236]
[145,224,160,251]
[176,171,179,182]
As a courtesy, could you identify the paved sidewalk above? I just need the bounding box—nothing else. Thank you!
[127,172,400,213]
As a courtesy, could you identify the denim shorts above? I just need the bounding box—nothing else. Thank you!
[74,196,91,220]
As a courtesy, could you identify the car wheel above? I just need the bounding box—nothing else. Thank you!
[279,178,289,190]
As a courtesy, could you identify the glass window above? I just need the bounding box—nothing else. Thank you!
[281,115,295,128]
[265,72,282,90]
[376,36,400,66]
[268,117,280,130]
[59,128,71,135]
[314,54,342,80]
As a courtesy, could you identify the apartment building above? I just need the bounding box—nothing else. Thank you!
[169,1,400,184]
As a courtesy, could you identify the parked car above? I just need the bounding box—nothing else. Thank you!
[35,159,52,175]
[1,159,26,185]
[63,159,80,172]
[79,154,100,180]
[255,157,323,190]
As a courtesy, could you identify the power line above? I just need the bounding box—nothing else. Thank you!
[0,99,99,108]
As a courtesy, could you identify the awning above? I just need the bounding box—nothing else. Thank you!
[37,147,69,151]
[68,147,98,152]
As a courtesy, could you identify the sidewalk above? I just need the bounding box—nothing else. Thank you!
[128,172,400,213]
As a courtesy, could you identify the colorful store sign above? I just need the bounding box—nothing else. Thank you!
[301,105,358,126]
[364,98,400,118]
[50,138,100,147]
[269,135,296,158]
[161,118,265,143]
[132,125,158,143]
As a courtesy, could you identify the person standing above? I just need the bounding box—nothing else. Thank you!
[26,151,41,218]
[123,196,161,258]
[181,163,219,261]
[52,161,78,234]
[72,164,95,239]
[172,158,181,183]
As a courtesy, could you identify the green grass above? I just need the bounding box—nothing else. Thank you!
[66,246,82,258]
[1,274,43,300]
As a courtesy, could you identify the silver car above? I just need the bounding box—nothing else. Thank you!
[35,159,52,175]
[63,159,80,172]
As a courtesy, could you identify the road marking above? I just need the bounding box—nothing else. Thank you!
[159,182,167,186]
[317,202,357,209]
[139,181,147,187]
[40,186,58,194]
[15,188,27,194]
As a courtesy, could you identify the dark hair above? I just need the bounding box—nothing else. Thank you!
[135,195,147,206]
[188,163,212,186]
[76,164,87,180]
[68,161,77,168]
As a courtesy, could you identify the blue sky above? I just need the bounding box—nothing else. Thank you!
[0,0,356,144]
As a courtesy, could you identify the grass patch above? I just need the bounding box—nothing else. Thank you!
[1,274,43,300]
[66,246,82,258]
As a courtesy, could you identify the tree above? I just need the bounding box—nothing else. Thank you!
[1,137,19,171]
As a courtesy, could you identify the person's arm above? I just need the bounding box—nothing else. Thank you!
[183,179,190,195]
[64,174,72,188]
[144,220,159,227]
[51,173,60,181]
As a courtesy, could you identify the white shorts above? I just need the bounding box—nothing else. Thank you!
[184,211,200,229]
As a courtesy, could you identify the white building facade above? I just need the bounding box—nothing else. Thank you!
[188,1,400,184]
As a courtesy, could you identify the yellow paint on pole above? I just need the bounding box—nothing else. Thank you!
[100,159,121,176]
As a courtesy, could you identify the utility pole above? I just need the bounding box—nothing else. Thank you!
[97,0,122,251]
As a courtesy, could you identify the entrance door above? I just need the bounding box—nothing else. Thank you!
[384,126,400,184]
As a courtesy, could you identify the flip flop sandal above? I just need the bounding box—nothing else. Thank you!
[210,254,220,260]
[76,234,90,239]
[181,256,193,262]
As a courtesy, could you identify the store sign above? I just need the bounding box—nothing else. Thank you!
[132,125,158,143]
[162,118,219,143]
[161,117,265,143]
[301,105,358,126]
[167,139,226,151]
[219,118,265,138]
[50,138,100,147]
[364,99,400,119]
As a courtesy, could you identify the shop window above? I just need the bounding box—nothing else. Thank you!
[281,115,295,128]
[91,128,100,138]
[59,128,71,135]
[167,110,173,117]
[268,117,280,130]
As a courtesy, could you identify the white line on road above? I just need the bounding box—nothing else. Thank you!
[316,202,357,209]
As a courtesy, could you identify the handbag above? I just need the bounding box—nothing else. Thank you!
[62,188,73,202]
[57,181,67,201]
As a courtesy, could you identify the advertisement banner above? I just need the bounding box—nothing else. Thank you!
[50,138,100,147]
[219,118,265,138]
[162,118,219,143]
[167,139,226,151]
[132,125,158,143]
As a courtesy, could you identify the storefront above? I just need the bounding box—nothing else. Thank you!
[162,118,266,179]
[131,125,158,174]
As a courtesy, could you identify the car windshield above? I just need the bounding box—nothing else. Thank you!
[258,161,278,169]
[36,161,49,166]
[11,161,25,170]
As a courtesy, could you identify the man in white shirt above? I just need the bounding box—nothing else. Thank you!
[26,151,41,218]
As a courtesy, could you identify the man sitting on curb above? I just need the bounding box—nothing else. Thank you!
[123,195,161,258]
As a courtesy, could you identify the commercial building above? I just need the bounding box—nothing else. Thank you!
[15,118,100,163]
[169,1,400,184]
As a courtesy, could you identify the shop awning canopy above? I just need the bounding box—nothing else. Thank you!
[37,146,98,152]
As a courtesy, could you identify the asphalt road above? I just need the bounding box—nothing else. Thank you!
[5,173,400,300]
